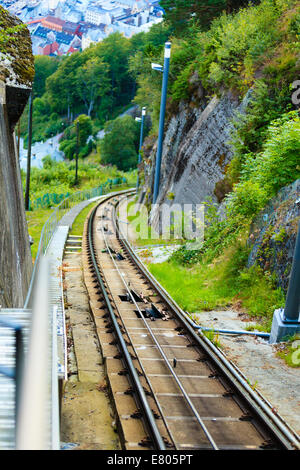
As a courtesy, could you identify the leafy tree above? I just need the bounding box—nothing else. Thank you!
[74,114,93,147]
[34,56,59,97]
[94,33,135,109]
[46,51,85,117]
[59,114,94,160]
[160,0,249,35]
[100,115,140,171]
[76,56,110,116]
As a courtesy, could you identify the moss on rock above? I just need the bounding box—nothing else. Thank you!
[0,5,34,87]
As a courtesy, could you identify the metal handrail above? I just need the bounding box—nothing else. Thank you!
[16,256,58,449]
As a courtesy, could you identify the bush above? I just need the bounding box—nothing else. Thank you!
[226,180,268,219]
[227,111,300,218]
[100,115,140,171]
[253,112,300,195]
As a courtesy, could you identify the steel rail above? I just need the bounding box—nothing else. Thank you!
[87,198,166,451]
[107,204,219,450]
[96,206,176,448]
[114,196,300,451]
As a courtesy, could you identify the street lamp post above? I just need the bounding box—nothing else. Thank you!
[136,106,146,191]
[152,42,171,204]
[75,120,79,185]
[25,91,33,211]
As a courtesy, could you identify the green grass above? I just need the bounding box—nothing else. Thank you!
[70,200,99,236]
[148,242,285,331]
[26,180,134,260]
[276,335,300,368]
[125,200,185,247]
[26,207,54,260]
[21,157,137,206]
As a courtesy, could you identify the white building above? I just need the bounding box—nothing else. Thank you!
[81,28,106,49]
[85,7,112,25]
[116,0,148,12]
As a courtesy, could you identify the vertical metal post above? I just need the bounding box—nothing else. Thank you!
[25,92,33,211]
[136,106,146,191]
[17,120,21,161]
[75,120,79,185]
[153,42,171,204]
[283,222,300,323]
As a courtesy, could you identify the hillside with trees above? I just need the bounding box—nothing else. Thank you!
[128,0,300,331]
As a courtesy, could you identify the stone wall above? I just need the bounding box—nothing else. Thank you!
[140,90,251,231]
[0,8,34,308]
[247,180,300,293]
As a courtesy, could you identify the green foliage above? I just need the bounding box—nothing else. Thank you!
[20,23,172,150]
[21,157,135,204]
[131,0,299,143]
[193,111,299,263]
[149,240,284,325]
[250,112,300,195]
[227,111,300,214]
[160,0,249,36]
[226,180,268,219]
[100,115,140,171]
[59,114,94,160]
[0,20,26,51]
[33,56,59,97]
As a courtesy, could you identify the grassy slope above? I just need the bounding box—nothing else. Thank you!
[25,161,136,260]
[148,238,285,332]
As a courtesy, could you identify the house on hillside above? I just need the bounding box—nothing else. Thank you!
[37,40,59,55]
[41,15,66,32]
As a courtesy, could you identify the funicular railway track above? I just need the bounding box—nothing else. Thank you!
[82,190,300,451]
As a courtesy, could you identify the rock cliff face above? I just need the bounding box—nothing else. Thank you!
[138,85,299,292]
[247,180,300,293]
[0,7,34,308]
[139,90,250,231]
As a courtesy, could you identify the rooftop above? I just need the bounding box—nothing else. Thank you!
[42,16,65,26]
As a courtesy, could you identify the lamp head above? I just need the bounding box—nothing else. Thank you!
[151,62,163,72]
[164,41,171,58]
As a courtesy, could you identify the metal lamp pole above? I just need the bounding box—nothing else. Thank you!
[136,106,146,191]
[75,120,79,185]
[283,221,300,323]
[153,42,171,204]
[25,92,33,211]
